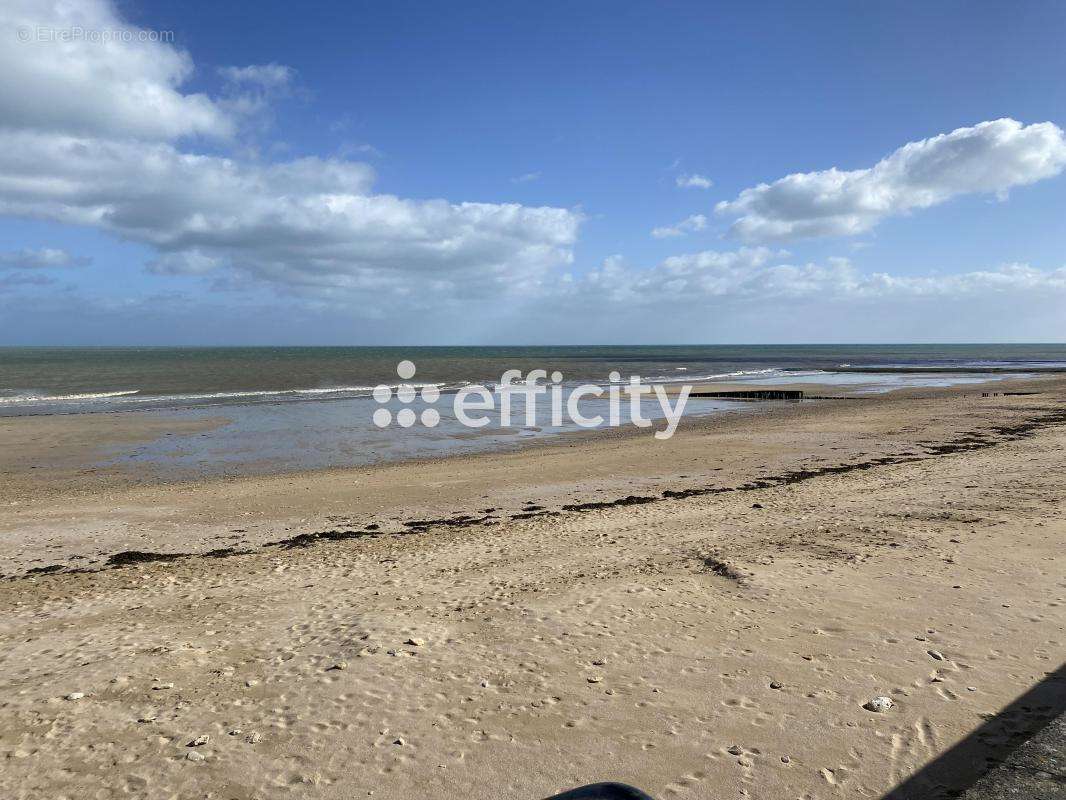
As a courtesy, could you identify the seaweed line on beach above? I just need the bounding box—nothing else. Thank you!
[699,553,749,583]
[11,405,1066,580]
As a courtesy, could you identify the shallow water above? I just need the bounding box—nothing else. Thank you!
[3,344,1054,478]
[98,393,750,478]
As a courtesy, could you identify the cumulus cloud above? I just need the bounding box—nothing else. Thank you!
[146,250,226,277]
[0,0,582,302]
[558,247,786,304]
[4,1,1062,341]
[676,173,713,189]
[0,131,579,295]
[651,213,708,239]
[716,119,1066,242]
[0,247,89,269]
[0,0,231,141]
[216,63,298,132]
[554,249,1066,310]
[7,248,1066,340]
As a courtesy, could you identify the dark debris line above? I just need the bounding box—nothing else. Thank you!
[11,407,1066,580]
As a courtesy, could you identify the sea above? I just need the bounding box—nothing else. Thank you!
[2,345,1063,477]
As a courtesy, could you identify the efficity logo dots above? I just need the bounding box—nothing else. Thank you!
[372,360,441,428]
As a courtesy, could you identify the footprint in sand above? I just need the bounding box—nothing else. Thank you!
[935,685,959,701]
[662,769,710,796]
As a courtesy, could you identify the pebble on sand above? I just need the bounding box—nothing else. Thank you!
[152,682,174,690]
[727,745,744,756]
[927,649,946,661]
[862,696,894,713]
[65,692,85,701]
[769,681,783,690]
[186,751,206,762]
[247,732,263,744]
[405,638,426,647]
[587,676,604,683]
[188,735,210,747]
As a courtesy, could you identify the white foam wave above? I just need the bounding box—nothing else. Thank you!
[0,389,141,404]
[123,386,383,404]
[644,368,786,384]
[1,383,455,409]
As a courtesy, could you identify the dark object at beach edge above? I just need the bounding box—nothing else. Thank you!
[543,782,655,800]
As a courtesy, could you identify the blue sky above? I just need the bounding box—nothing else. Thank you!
[1,0,1066,344]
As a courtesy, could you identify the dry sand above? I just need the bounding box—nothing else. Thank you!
[0,380,1063,799]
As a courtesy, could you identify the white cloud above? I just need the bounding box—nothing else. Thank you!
[717,118,1066,242]
[512,172,542,184]
[0,0,232,141]
[558,249,1066,309]
[218,63,294,90]
[557,247,783,304]
[0,0,582,303]
[3,2,1062,343]
[0,131,580,297]
[676,173,713,189]
[7,248,1066,340]
[651,213,708,239]
[215,63,299,137]
[527,254,1066,342]
[338,142,383,158]
[0,247,89,268]
[146,250,226,277]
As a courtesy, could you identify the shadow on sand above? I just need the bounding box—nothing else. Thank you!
[883,662,1066,798]
[540,666,1065,800]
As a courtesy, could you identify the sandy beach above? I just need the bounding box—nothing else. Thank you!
[5,0,1066,795]
[1,379,1064,799]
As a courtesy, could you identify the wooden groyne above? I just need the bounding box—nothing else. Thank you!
[689,389,805,401]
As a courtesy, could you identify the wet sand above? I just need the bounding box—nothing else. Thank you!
[0,378,1063,799]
